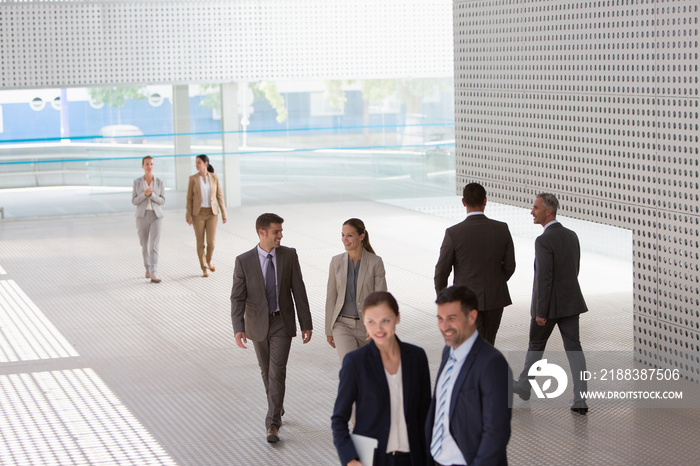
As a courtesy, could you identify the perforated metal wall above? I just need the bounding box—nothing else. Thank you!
[0,0,452,89]
[454,0,700,380]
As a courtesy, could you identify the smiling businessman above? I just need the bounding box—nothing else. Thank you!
[231,213,313,443]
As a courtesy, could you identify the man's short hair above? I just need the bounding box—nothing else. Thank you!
[256,213,284,233]
[462,183,487,208]
[436,285,479,314]
[537,193,559,217]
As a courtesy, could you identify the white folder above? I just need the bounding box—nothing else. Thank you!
[350,433,378,466]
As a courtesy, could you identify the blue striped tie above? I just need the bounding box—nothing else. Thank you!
[430,353,456,458]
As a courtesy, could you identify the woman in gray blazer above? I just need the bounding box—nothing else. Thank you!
[326,218,387,363]
[132,156,165,283]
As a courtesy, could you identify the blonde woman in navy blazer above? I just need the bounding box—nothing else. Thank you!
[332,291,431,466]
[132,156,165,283]
[326,218,387,363]
[185,154,227,277]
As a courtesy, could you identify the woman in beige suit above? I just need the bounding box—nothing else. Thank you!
[326,218,387,363]
[186,154,227,277]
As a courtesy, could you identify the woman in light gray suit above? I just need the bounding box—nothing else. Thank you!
[132,156,165,283]
[326,218,387,363]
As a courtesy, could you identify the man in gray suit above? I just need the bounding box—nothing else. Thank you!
[231,213,313,443]
[513,193,589,415]
[434,182,516,345]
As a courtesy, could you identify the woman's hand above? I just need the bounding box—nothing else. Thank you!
[223,218,227,224]
[144,187,153,197]
[347,460,362,466]
[187,220,193,226]
[326,335,336,348]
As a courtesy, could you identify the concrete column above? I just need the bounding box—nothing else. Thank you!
[220,82,241,208]
[172,85,191,191]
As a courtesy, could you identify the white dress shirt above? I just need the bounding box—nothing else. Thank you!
[385,362,410,454]
[432,330,479,466]
[199,174,212,208]
[143,178,153,211]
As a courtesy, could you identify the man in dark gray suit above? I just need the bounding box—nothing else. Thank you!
[231,213,313,443]
[434,182,516,345]
[513,193,589,415]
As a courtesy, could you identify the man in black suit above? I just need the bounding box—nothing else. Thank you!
[426,286,511,466]
[513,193,589,415]
[231,213,313,442]
[434,183,516,345]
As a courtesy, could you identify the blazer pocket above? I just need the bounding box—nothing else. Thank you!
[245,302,262,317]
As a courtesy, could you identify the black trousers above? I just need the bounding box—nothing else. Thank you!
[516,315,588,402]
[475,307,504,345]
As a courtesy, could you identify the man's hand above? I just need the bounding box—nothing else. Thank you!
[302,329,312,344]
[235,332,248,349]
[536,316,547,326]
[326,335,336,348]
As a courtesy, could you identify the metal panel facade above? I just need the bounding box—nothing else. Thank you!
[455,0,700,380]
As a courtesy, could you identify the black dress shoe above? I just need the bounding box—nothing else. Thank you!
[266,425,279,443]
[570,401,589,415]
[513,381,531,401]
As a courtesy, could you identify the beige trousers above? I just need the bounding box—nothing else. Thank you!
[332,316,368,364]
[192,207,217,271]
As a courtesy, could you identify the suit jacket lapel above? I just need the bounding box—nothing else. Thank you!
[449,338,481,418]
[340,252,349,296]
[194,174,201,196]
[247,247,266,295]
[368,341,390,402]
[398,338,414,414]
[356,249,369,294]
[207,172,215,202]
[275,247,284,294]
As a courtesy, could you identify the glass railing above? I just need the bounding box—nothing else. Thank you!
[0,123,455,218]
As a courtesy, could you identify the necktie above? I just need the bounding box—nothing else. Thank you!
[265,254,277,314]
[430,353,456,458]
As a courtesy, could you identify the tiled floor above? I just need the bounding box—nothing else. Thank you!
[0,199,698,465]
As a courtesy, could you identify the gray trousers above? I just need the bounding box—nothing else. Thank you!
[252,313,292,429]
[136,210,162,275]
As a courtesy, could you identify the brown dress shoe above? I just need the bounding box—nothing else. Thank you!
[266,425,279,443]
[150,276,162,283]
